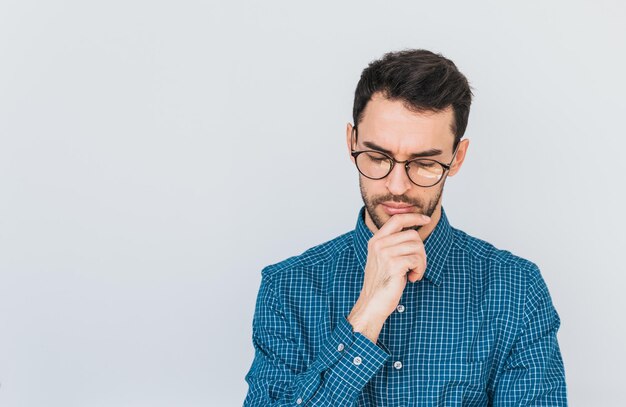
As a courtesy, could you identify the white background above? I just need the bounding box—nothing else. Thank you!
[1,1,625,406]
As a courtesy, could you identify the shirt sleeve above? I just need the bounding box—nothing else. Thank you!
[243,271,390,406]
[491,266,567,405]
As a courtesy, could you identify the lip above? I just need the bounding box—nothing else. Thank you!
[381,202,416,215]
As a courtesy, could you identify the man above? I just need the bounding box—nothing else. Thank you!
[244,49,566,406]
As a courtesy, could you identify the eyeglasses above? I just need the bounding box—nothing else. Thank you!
[350,126,459,188]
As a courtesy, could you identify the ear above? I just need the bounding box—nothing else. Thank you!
[345,122,355,163]
[448,138,470,177]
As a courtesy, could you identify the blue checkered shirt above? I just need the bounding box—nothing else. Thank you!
[244,207,566,406]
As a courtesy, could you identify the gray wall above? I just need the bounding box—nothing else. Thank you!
[1,1,624,405]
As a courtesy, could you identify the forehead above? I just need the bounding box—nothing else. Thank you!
[357,93,455,154]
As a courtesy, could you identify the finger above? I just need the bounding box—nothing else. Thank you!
[376,213,431,238]
[383,240,425,258]
[387,254,426,277]
[403,255,427,281]
[407,270,422,283]
[376,229,423,249]
[368,229,422,256]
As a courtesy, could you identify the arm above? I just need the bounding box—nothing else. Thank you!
[243,271,390,407]
[245,213,429,406]
[491,268,567,405]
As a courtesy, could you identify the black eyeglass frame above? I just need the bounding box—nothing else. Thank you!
[350,126,460,188]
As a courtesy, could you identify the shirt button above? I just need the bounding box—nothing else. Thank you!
[353,356,362,366]
[396,304,405,313]
[296,397,303,404]
[393,360,403,370]
[337,343,345,352]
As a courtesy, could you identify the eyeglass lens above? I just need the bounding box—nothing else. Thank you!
[355,151,445,187]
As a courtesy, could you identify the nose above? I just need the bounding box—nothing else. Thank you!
[384,162,412,195]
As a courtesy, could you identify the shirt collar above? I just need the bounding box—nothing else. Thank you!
[353,206,454,286]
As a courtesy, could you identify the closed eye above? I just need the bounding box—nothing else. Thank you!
[412,160,438,168]
[366,152,390,162]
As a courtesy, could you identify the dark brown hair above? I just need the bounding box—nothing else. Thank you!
[352,49,473,148]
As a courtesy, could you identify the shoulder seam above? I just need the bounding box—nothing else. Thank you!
[451,228,536,268]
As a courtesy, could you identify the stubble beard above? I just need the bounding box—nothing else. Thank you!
[359,177,445,232]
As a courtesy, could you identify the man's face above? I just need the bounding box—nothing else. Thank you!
[346,93,468,233]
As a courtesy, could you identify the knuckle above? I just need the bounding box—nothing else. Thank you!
[406,256,419,269]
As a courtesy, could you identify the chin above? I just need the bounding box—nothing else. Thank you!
[371,207,396,229]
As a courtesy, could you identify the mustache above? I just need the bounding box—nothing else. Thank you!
[371,195,420,206]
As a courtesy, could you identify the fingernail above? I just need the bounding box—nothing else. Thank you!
[422,215,430,221]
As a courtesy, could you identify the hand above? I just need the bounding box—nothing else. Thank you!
[348,213,430,342]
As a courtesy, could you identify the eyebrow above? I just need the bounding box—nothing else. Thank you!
[361,140,443,158]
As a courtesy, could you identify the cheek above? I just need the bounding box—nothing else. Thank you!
[359,176,383,194]
[358,178,380,203]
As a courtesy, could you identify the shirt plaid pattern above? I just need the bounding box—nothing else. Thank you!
[244,207,567,406]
